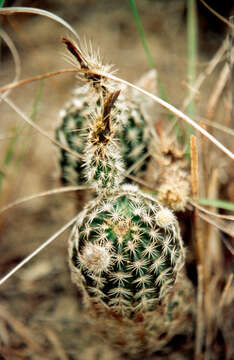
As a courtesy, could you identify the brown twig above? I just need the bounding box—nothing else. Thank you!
[0,68,83,94]
[0,305,44,353]
[190,135,204,266]
[206,63,231,121]
[46,328,69,360]
[195,264,205,359]
[218,273,233,310]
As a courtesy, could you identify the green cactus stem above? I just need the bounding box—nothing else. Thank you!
[56,85,151,187]
[69,184,185,316]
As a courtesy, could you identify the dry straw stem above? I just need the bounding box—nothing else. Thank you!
[0,67,233,160]
[94,70,234,160]
[0,185,92,214]
[190,135,199,200]
[0,6,78,39]
[0,305,43,353]
[208,273,234,343]
[182,39,228,111]
[197,213,234,254]
[206,61,233,121]
[190,135,204,266]
[195,115,234,136]
[199,0,234,30]
[0,68,85,94]
[45,328,69,360]
[195,264,205,359]
[0,215,78,286]
[189,201,234,254]
[218,273,233,311]
[2,96,83,160]
[189,200,234,221]
[205,169,222,280]
[0,29,21,102]
[228,16,234,126]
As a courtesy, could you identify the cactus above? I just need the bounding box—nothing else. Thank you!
[67,87,185,315]
[63,39,194,356]
[56,86,151,186]
[69,183,185,316]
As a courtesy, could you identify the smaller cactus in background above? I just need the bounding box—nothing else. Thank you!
[56,38,154,188]
[56,85,151,187]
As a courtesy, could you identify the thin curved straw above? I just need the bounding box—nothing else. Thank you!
[96,71,234,160]
[0,29,21,101]
[0,185,93,214]
[0,7,79,39]
[0,215,78,286]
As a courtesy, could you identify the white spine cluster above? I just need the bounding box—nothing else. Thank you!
[84,140,125,193]
[79,243,112,274]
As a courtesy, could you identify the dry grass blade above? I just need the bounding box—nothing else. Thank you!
[46,328,69,360]
[0,7,78,39]
[190,135,204,266]
[182,39,228,111]
[195,115,234,136]
[2,96,83,159]
[190,135,199,200]
[0,68,84,94]
[228,16,234,126]
[195,264,205,359]
[95,71,234,160]
[0,185,93,214]
[0,67,233,159]
[189,199,234,221]
[206,62,231,120]
[0,305,44,353]
[126,174,155,191]
[199,0,234,30]
[198,212,234,253]
[0,29,21,101]
[125,152,150,176]
[0,216,78,286]
[218,273,233,310]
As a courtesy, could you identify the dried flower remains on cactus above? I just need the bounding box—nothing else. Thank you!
[56,38,152,188]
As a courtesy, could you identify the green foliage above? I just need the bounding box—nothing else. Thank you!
[198,197,234,211]
[128,0,170,113]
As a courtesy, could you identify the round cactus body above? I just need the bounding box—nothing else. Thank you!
[56,85,151,186]
[69,184,184,316]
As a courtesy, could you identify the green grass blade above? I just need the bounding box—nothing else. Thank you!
[198,198,234,211]
[185,0,198,156]
[17,79,44,162]
[187,0,197,123]
[0,82,43,197]
[128,0,173,121]
[129,0,155,69]
[0,128,18,194]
